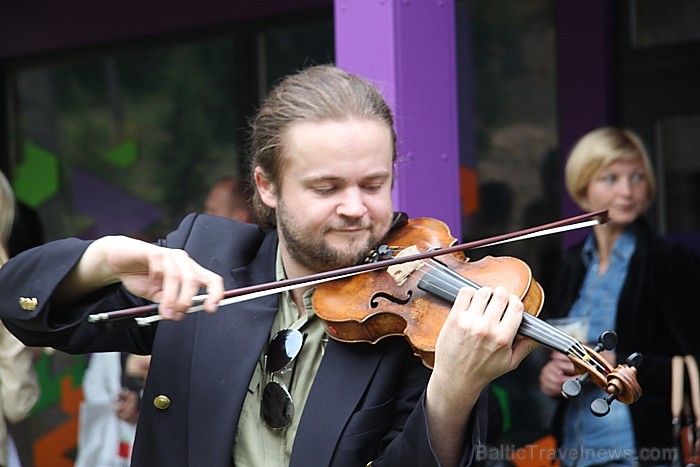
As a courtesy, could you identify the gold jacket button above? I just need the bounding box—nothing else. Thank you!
[153,395,171,410]
[19,297,38,311]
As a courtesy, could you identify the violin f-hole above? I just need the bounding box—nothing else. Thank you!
[370,290,413,308]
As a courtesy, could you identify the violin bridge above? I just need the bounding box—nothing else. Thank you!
[387,245,423,286]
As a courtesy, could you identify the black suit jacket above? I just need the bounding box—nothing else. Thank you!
[1,213,484,466]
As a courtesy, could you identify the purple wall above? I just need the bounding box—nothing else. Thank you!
[556,1,615,246]
[335,0,462,238]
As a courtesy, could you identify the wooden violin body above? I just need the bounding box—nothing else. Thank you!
[313,216,642,408]
[313,217,543,368]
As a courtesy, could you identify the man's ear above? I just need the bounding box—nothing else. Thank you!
[254,167,278,209]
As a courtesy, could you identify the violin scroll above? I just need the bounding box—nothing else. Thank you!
[591,352,643,416]
[562,330,643,415]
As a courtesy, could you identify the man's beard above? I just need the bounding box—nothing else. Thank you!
[276,200,389,273]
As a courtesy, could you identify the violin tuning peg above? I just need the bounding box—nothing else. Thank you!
[561,373,590,399]
[364,244,393,263]
[625,352,643,368]
[590,393,616,417]
[561,378,582,398]
[594,330,617,352]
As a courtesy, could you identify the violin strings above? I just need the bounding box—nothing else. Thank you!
[417,259,565,350]
[415,259,608,375]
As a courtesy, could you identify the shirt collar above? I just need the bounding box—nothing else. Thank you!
[580,226,637,267]
[275,245,316,325]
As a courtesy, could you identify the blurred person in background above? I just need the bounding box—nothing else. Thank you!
[76,352,134,467]
[539,127,700,466]
[0,172,40,467]
[76,352,151,467]
[205,175,254,223]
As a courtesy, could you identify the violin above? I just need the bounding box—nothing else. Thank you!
[89,210,641,414]
[312,215,642,415]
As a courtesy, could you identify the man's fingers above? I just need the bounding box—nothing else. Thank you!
[153,249,223,320]
[201,272,224,313]
[511,336,537,366]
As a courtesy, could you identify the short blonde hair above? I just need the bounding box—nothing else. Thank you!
[565,127,656,211]
[0,172,15,264]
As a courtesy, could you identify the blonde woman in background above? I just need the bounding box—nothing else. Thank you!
[539,128,700,467]
[0,173,39,467]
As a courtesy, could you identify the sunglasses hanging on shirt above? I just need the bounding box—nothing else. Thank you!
[262,328,307,429]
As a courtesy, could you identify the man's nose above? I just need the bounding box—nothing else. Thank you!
[336,188,368,217]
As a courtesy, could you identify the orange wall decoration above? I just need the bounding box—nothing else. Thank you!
[28,352,86,467]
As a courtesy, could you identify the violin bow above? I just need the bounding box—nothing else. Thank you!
[88,209,608,326]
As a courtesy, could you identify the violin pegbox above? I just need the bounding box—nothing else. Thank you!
[363,244,401,263]
[562,330,618,399]
[561,330,643,416]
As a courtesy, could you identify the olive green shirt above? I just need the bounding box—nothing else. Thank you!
[233,249,326,466]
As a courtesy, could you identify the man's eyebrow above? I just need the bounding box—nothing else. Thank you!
[303,171,391,184]
[304,175,341,182]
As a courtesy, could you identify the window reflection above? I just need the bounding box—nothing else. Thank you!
[655,114,700,237]
[11,19,333,242]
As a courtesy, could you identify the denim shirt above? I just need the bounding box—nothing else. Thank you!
[560,229,637,467]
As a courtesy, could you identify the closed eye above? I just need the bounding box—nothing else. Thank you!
[314,185,337,195]
[362,182,384,193]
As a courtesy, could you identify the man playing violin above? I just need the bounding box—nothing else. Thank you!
[0,65,534,467]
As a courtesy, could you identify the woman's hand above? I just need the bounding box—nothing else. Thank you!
[539,351,576,397]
